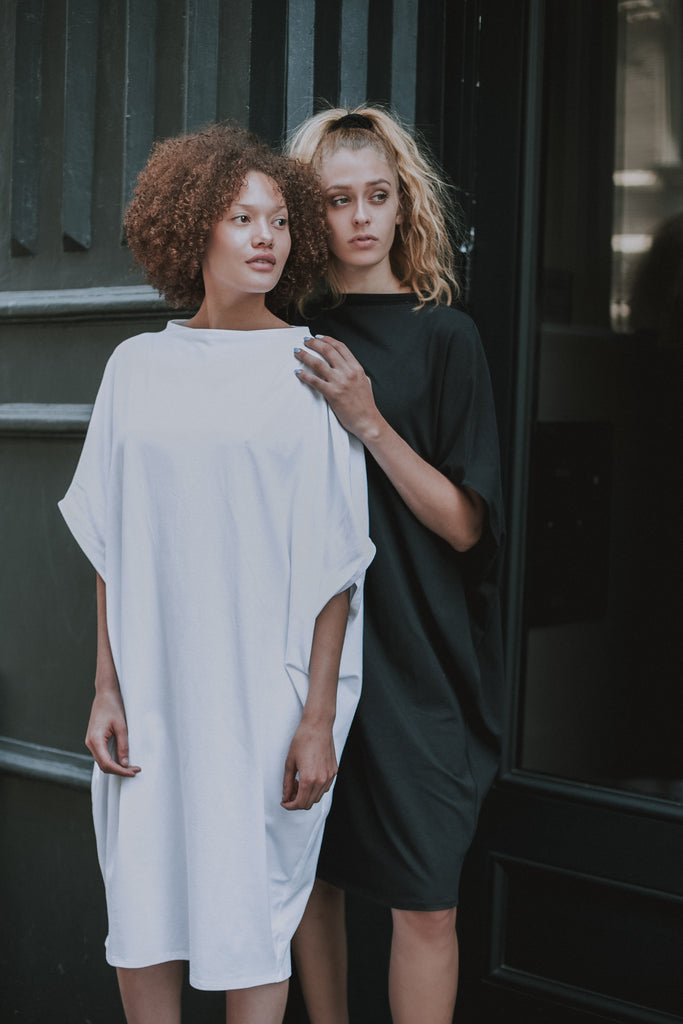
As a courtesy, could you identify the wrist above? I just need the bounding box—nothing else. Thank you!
[300,704,336,730]
[357,410,386,447]
[94,668,120,695]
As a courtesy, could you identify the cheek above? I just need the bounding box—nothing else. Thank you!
[325,216,345,255]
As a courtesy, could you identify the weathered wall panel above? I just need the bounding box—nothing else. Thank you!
[0,3,479,1020]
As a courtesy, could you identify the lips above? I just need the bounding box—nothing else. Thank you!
[350,234,377,243]
[247,254,276,265]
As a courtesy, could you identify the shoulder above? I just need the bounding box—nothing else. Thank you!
[412,306,486,374]
[106,323,174,371]
[417,305,480,343]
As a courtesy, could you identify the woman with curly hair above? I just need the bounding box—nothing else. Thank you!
[58,124,374,1024]
[286,107,504,1023]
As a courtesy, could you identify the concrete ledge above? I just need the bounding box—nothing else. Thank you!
[0,285,173,321]
[0,403,92,436]
[0,735,91,789]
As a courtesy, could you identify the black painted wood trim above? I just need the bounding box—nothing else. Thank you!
[11,0,44,257]
[217,0,252,122]
[313,0,342,109]
[249,0,287,146]
[62,0,99,251]
[185,0,220,131]
[121,0,157,212]
[499,768,683,825]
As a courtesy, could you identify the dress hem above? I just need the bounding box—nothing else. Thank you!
[315,869,460,911]
[105,951,292,991]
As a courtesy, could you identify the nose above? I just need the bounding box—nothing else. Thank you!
[352,200,370,225]
[253,219,274,246]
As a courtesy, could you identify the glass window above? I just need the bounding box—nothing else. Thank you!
[520,0,683,802]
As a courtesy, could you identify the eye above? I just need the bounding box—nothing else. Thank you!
[329,195,350,207]
[274,216,289,228]
[370,191,389,204]
[233,214,249,224]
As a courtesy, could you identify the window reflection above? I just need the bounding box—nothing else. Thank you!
[520,0,683,802]
[612,0,683,331]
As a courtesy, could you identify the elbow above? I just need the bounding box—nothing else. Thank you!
[449,487,486,552]
[451,519,483,553]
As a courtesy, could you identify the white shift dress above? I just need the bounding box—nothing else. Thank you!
[58,320,374,991]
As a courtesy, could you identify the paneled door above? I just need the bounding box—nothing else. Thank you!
[458,2,683,1021]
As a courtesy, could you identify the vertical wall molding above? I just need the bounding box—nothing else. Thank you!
[391,0,418,124]
[11,0,44,257]
[286,0,315,138]
[184,0,220,131]
[217,0,251,123]
[62,0,99,251]
[2,0,435,291]
[122,0,157,212]
[340,0,369,107]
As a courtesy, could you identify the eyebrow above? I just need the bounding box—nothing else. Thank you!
[325,178,393,191]
[230,201,288,211]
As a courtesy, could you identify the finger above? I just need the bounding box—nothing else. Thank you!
[282,759,298,805]
[86,731,140,776]
[310,777,335,805]
[283,784,314,811]
[293,347,331,380]
[111,722,141,773]
[94,745,140,774]
[113,721,130,768]
[294,366,330,394]
[304,334,355,365]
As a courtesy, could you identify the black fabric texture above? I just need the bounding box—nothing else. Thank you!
[304,294,505,909]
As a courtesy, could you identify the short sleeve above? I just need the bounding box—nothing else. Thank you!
[285,407,375,708]
[435,317,505,570]
[58,355,116,580]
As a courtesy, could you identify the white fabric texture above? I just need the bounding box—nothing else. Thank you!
[58,320,374,990]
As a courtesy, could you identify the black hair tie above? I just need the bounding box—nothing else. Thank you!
[328,113,374,132]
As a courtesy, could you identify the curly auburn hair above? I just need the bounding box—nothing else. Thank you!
[286,106,461,309]
[124,124,328,310]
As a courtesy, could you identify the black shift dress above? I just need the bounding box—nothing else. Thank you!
[307,294,504,910]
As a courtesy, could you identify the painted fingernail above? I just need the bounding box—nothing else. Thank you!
[293,347,301,353]
[294,368,302,375]
[315,334,324,339]
[302,336,312,341]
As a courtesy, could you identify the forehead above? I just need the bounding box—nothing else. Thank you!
[232,170,286,207]
[318,145,397,186]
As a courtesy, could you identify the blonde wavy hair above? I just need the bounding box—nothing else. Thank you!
[285,105,460,308]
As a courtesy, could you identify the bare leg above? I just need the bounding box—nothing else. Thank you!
[225,979,289,1023]
[292,878,349,1024]
[389,907,458,1024]
[116,960,183,1024]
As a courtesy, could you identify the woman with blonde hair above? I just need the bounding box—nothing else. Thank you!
[287,107,504,1023]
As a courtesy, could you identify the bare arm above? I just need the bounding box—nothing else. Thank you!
[281,589,350,811]
[84,573,141,777]
[295,336,485,552]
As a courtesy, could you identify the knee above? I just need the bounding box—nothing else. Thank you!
[392,907,458,944]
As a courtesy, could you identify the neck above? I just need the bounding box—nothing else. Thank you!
[185,291,288,331]
[333,259,409,295]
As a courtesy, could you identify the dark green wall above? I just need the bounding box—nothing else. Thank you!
[1,2,484,1020]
